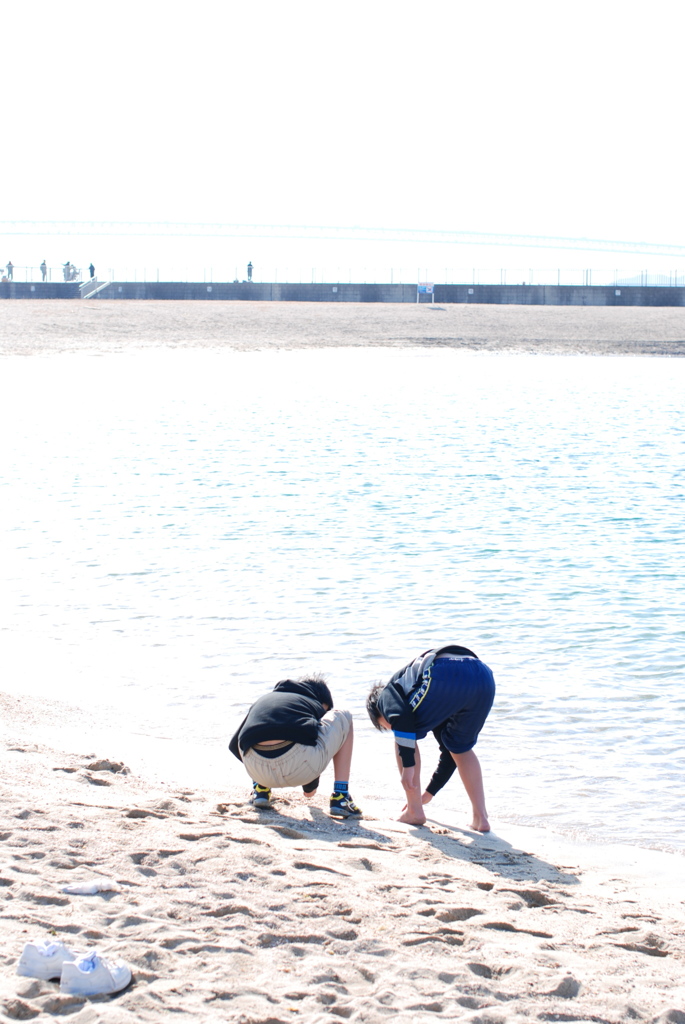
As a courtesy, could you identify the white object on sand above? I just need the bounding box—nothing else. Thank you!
[62,879,121,895]
[60,951,132,996]
[16,939,78,980]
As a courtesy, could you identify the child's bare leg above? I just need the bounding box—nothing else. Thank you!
[399,748,432,807]
[451,749,490,832]
[398,744,425,825]
[332,722,354,781]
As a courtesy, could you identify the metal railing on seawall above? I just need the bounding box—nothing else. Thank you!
[101,268,685,288]
[4,264,683,288]
[0,264,82,283]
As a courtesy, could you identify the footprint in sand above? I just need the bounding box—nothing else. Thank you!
[267,825,306,839]
[86,759,129,774]
[466,962,494,978]
[402,927,464,947]
[177,831,224,840]
[325,928,357,941]
[614,932,670,957]
[337,840,396,851]
[292,861,346,875]
[23,893,70,906]
[257,932,327,947]
[543,974,582,999]
[83,773,112,787]
[482,921,553,938]
[436,907,483,922]
[3,997,43,1019]
[456,995,491,1009]
[497,887,558,907]
[40,995,89,1015]
[599,925,640,935]
[159,936,198,950]
[203,904,256,918]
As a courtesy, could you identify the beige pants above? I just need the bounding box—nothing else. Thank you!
[242,709,352,788]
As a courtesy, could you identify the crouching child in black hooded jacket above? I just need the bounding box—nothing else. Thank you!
[229,675,361,818]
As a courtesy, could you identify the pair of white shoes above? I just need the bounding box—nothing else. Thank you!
[16,940,131,997]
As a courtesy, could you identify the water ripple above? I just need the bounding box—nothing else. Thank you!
[1,349,683,852]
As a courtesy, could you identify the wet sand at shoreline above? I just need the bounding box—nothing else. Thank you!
[1,300,684,356]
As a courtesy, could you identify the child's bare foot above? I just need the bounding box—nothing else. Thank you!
[471,813,490,832]
[401,791,433,814]
[398,809,426,826]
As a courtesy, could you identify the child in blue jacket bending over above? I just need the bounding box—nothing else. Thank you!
[366,645,495,831]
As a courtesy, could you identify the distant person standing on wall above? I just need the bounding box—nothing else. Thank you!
[89,263,95,280]
[40,260,47,282]
[247,261,253,282]
[62,262,70,282]
[6,261,13,280]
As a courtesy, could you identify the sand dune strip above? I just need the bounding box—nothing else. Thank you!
[1,300,684,357]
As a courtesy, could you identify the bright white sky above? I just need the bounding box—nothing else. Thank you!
[2,0,683,280]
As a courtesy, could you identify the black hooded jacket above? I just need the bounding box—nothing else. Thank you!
[229,678,334,762]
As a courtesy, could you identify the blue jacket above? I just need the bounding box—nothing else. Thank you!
[377,645,478,767]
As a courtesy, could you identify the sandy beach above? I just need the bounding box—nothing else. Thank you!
[0,300,684,357]
[1,692,683,1024]
[2,302,684,1020]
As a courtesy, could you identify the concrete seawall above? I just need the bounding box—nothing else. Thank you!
[81,282,685,306]
[2,280,685,306]
[0,282,81,299]
[437,284,685,307]
[95,282,418,302]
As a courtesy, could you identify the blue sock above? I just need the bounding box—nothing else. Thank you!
[333,780,348,793]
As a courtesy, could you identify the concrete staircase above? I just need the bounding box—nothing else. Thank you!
[80,278,110,299]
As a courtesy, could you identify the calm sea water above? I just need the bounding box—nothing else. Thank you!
[1,348,683,853]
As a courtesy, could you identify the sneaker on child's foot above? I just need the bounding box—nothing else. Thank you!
[250,782,272,809]
[329,792,362,818]
[60,951,132,997]
[16,939,78,981]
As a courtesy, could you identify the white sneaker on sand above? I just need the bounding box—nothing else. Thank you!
[60,951,132,997]
[16,939,78,980]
